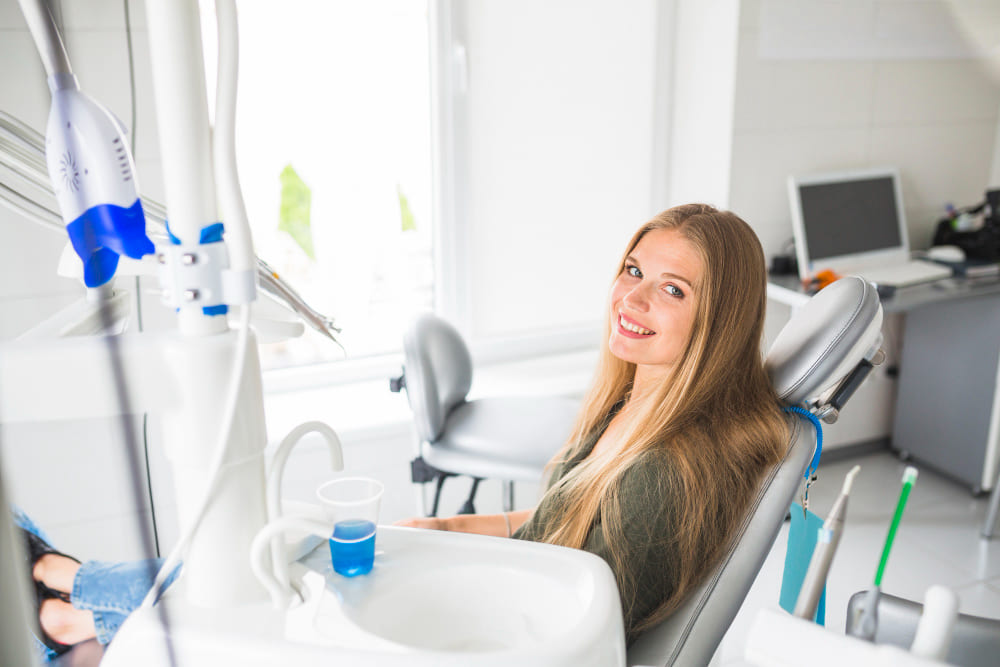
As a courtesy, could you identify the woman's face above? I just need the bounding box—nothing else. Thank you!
[608,228,703,378]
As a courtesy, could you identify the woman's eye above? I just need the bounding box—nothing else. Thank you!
[626,265,642,278]
[665,284,684,298]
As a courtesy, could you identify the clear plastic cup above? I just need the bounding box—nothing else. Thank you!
[316,477,384,577]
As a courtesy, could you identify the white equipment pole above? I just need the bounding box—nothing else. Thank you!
[143,0,269,607]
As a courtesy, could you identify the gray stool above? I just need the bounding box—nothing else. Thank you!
[392,313,578,516]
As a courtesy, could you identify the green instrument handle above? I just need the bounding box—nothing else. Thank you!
[874,481,913,587]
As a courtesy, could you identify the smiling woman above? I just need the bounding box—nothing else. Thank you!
[398,203,790,645]
[608,227,703,383]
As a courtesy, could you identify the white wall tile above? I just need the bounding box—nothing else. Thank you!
[868,121,997,245]
[758,0,981,61]
[59,0,127,30]
[0,30,51,130]
[728,128,870,257]
[734,30,877,132]
[61,29,132,132]
[738,0,762,32]
[126,30,161,163]
[1,415,155,561]
[0,209,78,300]
[0,4,29,30]
[872,60,1000,126]
[40,509,159,562]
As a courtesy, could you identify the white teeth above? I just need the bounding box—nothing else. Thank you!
[619,315,653,335]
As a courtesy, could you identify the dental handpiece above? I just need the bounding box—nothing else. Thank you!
[793,465,861,620]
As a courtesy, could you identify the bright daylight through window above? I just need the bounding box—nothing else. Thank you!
[205,0,433,370]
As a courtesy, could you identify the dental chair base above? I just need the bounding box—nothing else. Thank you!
[101,526,626,667]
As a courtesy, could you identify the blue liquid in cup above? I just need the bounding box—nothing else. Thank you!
[329,519,376,577]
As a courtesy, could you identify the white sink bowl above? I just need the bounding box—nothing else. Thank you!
[103,526,626,667]
[311,526,620,658]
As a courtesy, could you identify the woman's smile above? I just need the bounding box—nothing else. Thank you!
[617,312,656,337]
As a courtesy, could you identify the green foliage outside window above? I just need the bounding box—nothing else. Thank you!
[278,164,315,259]
[398,184,416,232]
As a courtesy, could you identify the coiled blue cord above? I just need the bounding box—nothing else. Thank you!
[784,405,823,480]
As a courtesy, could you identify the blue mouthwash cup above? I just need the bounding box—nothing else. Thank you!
[317,477,384,577]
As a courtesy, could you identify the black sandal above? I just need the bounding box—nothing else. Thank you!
[19,528,79,656]
[20,528,80,576]
[34,581,74,656]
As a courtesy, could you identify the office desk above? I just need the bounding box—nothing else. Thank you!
[767,275,1000,494]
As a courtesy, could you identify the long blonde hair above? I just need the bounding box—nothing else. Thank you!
[540,204,788,631]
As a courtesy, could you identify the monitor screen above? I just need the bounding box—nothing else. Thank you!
[798,175,902,262]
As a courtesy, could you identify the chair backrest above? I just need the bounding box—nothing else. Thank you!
[402,313,473,443]
[627,276,884,666]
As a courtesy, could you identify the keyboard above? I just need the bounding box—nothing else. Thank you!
[855,260,953,287]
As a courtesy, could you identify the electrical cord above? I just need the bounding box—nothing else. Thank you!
[123,0,137,156]
[94,286,177,665]
[122,0,160,560]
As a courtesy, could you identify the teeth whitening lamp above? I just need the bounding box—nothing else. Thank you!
[23,4,155,290]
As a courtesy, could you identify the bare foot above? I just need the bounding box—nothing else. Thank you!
[38,598,96,646]
[32,553,79,595]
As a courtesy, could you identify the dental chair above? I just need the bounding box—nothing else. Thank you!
[627,275,884,666]
[390,313,579,516]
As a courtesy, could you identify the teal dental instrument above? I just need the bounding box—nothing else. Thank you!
[849,465,919,640]
[794,465,861,620]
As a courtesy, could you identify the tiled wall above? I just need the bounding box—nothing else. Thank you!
[730,0,1000,258]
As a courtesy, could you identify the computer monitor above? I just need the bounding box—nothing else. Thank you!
[788,166,911,280]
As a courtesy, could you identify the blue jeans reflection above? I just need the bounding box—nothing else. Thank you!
[13,507,179,662]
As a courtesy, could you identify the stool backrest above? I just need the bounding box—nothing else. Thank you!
[402,313,473,443]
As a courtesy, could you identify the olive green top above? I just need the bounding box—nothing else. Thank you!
[513,412,679,645]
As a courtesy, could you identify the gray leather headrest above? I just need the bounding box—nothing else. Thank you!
[765,276,883,406]
[402,313,474,443]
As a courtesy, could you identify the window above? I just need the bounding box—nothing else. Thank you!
[206,0,434,370]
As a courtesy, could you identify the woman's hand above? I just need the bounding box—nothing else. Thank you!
[393,516,450,531]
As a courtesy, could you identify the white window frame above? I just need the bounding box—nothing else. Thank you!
[263,0,678,393]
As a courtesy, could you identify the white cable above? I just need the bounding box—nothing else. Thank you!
[212,0,255,276]
[141,0,255,609]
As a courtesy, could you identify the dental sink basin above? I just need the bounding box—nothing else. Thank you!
[306,527,619,657]
[102,526,626,667]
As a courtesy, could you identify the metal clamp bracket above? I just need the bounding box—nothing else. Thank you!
[156,240,256,314]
